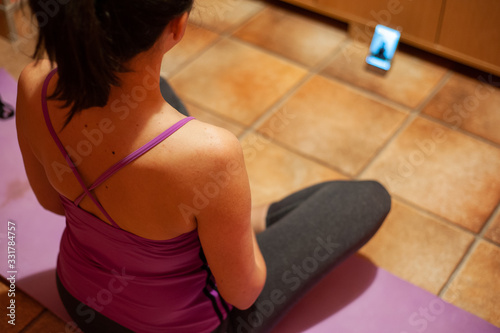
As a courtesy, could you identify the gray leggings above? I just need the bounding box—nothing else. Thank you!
[215,180,391,332]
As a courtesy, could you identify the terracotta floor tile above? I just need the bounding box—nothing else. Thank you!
[0,281,44,332]
[422,71,500,145]
[322,41,449,108]
[184,102,245,137]
[442,240,500,327]
[362,116,500,232]
[257,75,407,176]
[233,5,347,67]
[170,38,307,126]
[161,23,219,78]
[485,211,500,245]
[189,0,266,33]
[22,310,69,333]
[359,200,474,294]
[241,132,347,205]
[0,280,7,293]
[10,8,39,54]
[0,37,33,79]
[0,8,38,79]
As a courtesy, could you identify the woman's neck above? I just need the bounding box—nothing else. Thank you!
[107,50,166,111]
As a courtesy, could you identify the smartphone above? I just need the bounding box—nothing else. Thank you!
[366,25,401,72]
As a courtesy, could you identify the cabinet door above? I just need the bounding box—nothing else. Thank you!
[285,0,443,44]
[438,0,500,71]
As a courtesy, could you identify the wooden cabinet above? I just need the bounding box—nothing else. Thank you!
[281,0,500,76]
[288,0,443,45]
[438,0,500,73]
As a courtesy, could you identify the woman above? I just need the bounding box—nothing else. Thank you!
[16,1,390,332]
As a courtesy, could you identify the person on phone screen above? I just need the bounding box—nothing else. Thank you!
[375,42,387,60]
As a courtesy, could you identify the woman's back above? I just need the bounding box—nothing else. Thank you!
[16,61,240,332]
[17,60,228,240]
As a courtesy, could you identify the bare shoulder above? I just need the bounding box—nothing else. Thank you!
[18,59,53,89]
[172,119,246,180]
[186,120,243,163]
[17,60,54,117]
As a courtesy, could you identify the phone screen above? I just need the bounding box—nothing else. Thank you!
[366,25,401,71]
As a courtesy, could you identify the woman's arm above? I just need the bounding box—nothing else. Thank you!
[15,64,65,216]
[194,128,266,310]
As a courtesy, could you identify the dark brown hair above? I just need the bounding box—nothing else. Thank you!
[29,0,193,124]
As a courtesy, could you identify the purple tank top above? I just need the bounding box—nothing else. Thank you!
[41,69,231,332]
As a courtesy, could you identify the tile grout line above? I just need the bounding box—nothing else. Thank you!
[354,112,417,179]
[235,37,345,138]
[318,41,454,114]
[234,35,456,181]
[389,194,482,238]
[216,11,452,143]
[378,180,500,248]
[237,72,313,141]
[315,38,437,180]
[237,37,353,142]
[190,0,268,38]
[234,37,356,176]
[228,0,350,70]
[165,34,225,79]
[437,237,479,300]
[218,2,269,37]
[177,25,500,153]
[173,21,327,140]
[438,201,500,300]
[361,68,452,175]
[414,70,454,115]
[478,202,500,241]
[418,112,500,151]
[404,66,500,150]
[227,10,352,77]
[318,69,415,113]
[229,20,351,73]
[248,131,353,178]
[171,0,269,79]
[19,308,47,333]
[391,195,500,300]
[312,36,352,74]
[355,69,452,179]
[173,92,250,130]
[239,36,364,140]
[226,35,310,72]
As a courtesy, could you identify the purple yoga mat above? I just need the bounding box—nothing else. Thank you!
[1,68,498,332]
[271,255,499,333]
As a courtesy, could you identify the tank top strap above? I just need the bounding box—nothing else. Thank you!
[41,68,118,227]
[42,68,195,229]
[75,116,196,204]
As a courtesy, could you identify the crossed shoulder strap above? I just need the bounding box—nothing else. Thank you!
[41,68,195,227]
